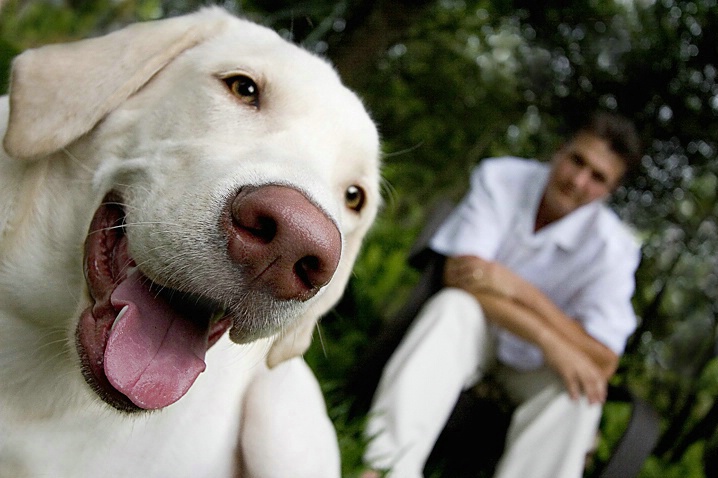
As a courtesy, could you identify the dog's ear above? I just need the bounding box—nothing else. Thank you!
[266,315,318,368]
[3,8,231,159]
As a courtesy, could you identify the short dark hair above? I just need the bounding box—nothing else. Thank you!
[572,111,643,177]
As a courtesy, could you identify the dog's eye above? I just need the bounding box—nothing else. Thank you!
[345,185,366,212]
[224,75,259,107]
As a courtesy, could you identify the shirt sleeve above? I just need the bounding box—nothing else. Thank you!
[570,233,641,355]
[429,160,509,259]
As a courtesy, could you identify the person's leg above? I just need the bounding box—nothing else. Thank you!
[363,288,495,478]
[493,367,603,478]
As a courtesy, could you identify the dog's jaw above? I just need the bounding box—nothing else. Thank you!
[76,193,232,412]
[74,186,342,412]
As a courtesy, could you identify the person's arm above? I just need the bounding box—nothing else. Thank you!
[472,292,609,403]
[444,254,618,377]
[444,255,618,403]
[506,273,619,379]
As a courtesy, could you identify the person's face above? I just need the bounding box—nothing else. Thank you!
[542,132,626,221]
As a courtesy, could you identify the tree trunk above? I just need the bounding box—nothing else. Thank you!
[328,0,434,90]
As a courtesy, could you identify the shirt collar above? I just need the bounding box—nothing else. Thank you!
[540,202,600,250]
[523,165,601,251]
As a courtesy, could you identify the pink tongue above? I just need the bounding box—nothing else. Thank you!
[104,273,209,409]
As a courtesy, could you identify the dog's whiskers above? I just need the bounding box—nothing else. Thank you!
[25,334,80,379]
[314,321,328,358]
[112,182,153,198]
[383,141,424,159]
[61,148,95,174]
[379,177,398,209]
[88,221,184,237]
[30,329,70,353]
[124,220,184,229]
[127,250,232,308]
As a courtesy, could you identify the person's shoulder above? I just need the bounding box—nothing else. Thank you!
[594,205,641,256]
[476,156,543,174]
[472,157,544,186]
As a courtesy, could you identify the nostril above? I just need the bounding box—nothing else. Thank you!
[295,255,323,290]
[231,188,279,245]
[243,215,277,244]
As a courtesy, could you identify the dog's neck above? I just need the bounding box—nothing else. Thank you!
[0,130,102,417]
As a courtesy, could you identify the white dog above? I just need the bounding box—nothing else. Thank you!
[0,8,380,478]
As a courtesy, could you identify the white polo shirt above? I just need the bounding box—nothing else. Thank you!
[430,157,641,371]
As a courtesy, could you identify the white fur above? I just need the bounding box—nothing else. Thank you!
[0,8,379,477]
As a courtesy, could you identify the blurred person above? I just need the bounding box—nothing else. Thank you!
[361,111,643,478]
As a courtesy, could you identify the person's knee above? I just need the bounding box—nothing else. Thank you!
[421,287,488,334]
[431,287,480,309]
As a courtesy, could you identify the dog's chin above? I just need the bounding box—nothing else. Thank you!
[74,193,295,413]
[226,299,300,345]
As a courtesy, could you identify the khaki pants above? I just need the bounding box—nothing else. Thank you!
[363,288,602,478]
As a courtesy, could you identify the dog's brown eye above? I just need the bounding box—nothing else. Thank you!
[224,75,259,107]
[345,185,366,212]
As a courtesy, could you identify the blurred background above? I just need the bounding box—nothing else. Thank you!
[2,1,718,476]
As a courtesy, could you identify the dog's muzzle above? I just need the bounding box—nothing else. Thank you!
[75,186,342,412]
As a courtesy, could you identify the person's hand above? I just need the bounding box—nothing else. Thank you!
[443,256,519,298]
[539,330,608,404]
[359,470,382,478]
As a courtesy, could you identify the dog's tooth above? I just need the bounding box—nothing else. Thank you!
[111,305,129,333]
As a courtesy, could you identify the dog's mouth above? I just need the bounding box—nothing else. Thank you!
[76,193,232,412]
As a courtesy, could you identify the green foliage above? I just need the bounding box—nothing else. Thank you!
[641,443,707,478]
[0,0,171,94]
[323,1,718,476]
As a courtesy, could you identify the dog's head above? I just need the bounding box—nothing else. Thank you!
[2,8,380,412]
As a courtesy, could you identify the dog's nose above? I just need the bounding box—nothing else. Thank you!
[227,185,342,301]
